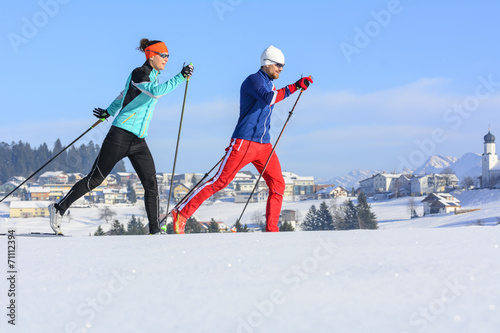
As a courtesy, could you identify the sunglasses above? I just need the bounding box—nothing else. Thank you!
[149,50,169,59]
[265,59,284,68]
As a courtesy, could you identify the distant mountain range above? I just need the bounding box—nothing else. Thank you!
[317,153,482,189]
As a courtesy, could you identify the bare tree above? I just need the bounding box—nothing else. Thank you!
[460,176,475,189]
[440,167,456,186]
[407,197,418,219]
[99,206,117,224]
[251,210,265,230]
[295,210,302,225]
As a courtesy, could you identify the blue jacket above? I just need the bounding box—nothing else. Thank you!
[232,69,293,143]
[107,61,185,138]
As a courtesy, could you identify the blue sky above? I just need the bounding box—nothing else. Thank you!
[1,0,500,180]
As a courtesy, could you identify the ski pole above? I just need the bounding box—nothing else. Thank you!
[236,87,307,225]
[159,154,224,225]
[0,118,105,203]
[165,67,192,218]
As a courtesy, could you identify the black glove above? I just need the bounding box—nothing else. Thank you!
[181,63,194,78]
[93,108,110,120]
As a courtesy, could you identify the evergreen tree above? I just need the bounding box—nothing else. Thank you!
[94,225,105,236]
[356,192,378,229]
[0,142,13,183]
[279,221,295,232]
[301,204,318,231]
[51,139,66,171]
[127,180,137,203]
[109,220,126,235]
[208,218,220,233]
[34,143,51,170]
[67,146,82,172]
[233,220,249,232]
[317,201,335,230]
[336,199,358,230]
[185,217,202,233]
[127,215,146,235]
[0,139,113,183]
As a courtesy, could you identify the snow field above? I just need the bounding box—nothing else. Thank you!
[0,189,500,332]
[0,228,498,332]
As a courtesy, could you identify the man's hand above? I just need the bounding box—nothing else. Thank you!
[294,76,313,90]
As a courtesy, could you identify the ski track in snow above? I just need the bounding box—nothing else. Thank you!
[0,189,499,332]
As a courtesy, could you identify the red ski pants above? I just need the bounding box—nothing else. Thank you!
[177,138,285,232]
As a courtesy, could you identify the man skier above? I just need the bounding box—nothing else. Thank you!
[170,45,312,233]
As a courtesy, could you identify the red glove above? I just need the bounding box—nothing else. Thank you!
[295,76,313,90]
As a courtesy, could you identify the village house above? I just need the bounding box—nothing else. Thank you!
[38,171,68,185]
[410,173,459,196]
[280,209,298,229]
[0,176,27,195]
[9,200,50,218]
[29,187,51,201]
[359,172,401,196]
[103,188,128,204]
[282,172,315,199]
[198,221,230,233]
[314,185,348,199]
[172,183,190,202]
[421,193,461,215]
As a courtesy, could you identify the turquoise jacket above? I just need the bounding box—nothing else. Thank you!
[107,61,185,138]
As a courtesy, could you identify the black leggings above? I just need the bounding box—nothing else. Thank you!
[57,126,160,233]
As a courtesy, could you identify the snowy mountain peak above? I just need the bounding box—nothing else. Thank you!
[414,155,458,175]
[320,153,481,189]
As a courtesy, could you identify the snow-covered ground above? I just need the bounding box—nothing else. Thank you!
[1,190,499,332]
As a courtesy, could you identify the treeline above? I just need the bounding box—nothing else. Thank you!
[0,139,125,184]
[302,193,378,231]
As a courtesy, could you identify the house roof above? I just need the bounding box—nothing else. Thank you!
[422,193,461,207]
[39,171,66,178]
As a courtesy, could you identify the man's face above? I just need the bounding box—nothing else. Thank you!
[262,62,284,79]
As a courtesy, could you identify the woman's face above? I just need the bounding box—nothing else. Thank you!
[150,54,168,71]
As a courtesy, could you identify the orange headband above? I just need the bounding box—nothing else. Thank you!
[145,42,169,59]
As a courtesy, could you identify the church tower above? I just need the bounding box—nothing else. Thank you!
[482,130,498,187]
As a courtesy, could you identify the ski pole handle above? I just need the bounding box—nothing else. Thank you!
[187,62,193,81]
[93,119,105,128]
[301,76,313,91]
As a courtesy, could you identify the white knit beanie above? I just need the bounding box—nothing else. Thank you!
[260,45,285,66]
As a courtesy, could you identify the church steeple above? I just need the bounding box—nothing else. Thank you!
[484,130,495,144]
[482,129,498,187]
